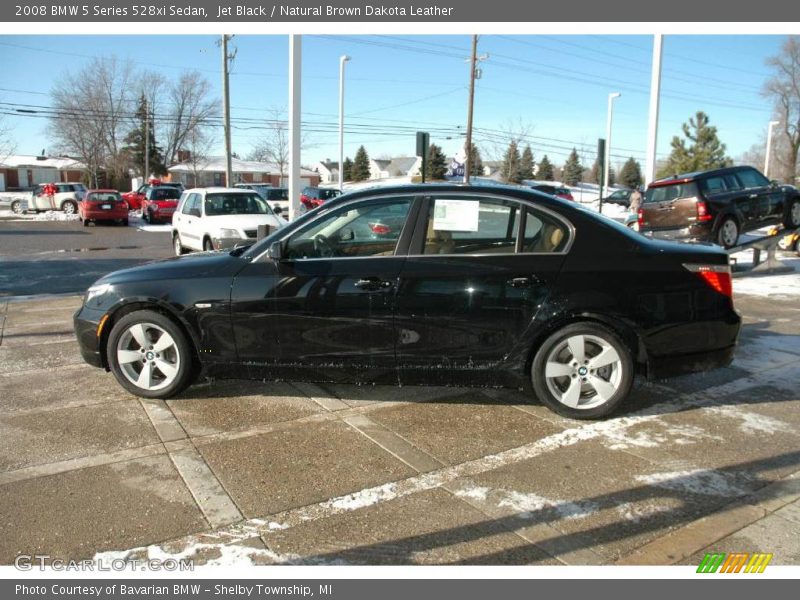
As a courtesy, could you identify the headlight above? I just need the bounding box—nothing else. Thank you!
[218,228,242,239]
[86,283,111,303]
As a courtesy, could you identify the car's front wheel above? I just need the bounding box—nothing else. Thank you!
[106,310,194,399]
[173,233,187,256]
[61,200,77,215]
[531,322,634,419]
[784,197,800,230]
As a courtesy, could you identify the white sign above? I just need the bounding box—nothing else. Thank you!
[433,199,479,232]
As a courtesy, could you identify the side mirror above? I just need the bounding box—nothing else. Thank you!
[267,241,284,261]
[339,228,355,242]
[770,179,780,187]
[272,205,283,215]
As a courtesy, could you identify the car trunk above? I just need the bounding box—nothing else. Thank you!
[640,181,699,230]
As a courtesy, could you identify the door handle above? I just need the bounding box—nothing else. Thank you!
[354,278,393,291]
[508,276,542,288]
[749,193,758,199]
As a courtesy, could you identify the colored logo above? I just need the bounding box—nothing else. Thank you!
[697,552,773,573]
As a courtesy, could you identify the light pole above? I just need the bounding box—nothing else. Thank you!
[604,92,621,193]
[338,55,351,192]
[765,120,780,179]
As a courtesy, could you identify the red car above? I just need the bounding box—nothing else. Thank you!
[121,178,161,211]
[141,186,181,224]
[79,190,129,226]
[531,184,575,201]
[300,186,342,212]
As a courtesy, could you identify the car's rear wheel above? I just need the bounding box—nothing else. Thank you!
[173,233,187,256]
[784,197,800,230]
[531,322,634,419]
[10,200,23,214]
[61,200,77,215]
[203,237,214,252]
[717,216,739,249]
[107,310,194,399]
[122,218,129,227]
[82,218,89,227]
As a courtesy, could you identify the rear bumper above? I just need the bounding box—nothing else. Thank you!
[642,223,712,243]
[82,209,128,220]
[73,306,106,369]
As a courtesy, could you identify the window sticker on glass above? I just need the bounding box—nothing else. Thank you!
[433,199,480,231]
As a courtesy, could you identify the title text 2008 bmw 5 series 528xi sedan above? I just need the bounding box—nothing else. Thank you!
[74,184,741,419]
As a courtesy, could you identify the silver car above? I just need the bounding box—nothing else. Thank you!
[0,192,30,215]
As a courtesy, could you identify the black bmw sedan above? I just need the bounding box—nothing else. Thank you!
[74,184,741,419]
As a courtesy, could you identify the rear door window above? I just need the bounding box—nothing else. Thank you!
[701,176,728,195]
[424,196,519,255]
[522,207,569,253]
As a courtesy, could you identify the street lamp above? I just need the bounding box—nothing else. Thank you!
[338,55,351,192]
[604,92,621,193]
[765,120,780,179]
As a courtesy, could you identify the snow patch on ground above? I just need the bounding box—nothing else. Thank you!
[733,257,800,299]
[615,501,671,524]
[705,406,796,435]
[636,469,752,497]
[32,210,80,222]
[325,482,398,511]
[452,482,599,521]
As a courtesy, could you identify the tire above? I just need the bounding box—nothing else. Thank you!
[122,219,129,227]
[716,216,739,249]
[784,197,800,230]
[531,322,634,420]
[106,310,195,399]
[142,209,150,224]
[82,218,89,227]
[10,200,22,215]
[61,200,77,215]
[203,237,214,252]
[173,233,187,256]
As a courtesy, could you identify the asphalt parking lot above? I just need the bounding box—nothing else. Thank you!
[1,215,800,566]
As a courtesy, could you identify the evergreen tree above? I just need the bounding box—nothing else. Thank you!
[426,143,448,180]
[352,146,371,182]
[618,157,643,189]
[536,155,554,181]
[342,157,353,182]
[501,140,523,183]
[658,111,732,178]
[122,94,165,177]
[468,142,483,177]
[562,148,583,186]
[591,159,602,185]
[520,145,535,181]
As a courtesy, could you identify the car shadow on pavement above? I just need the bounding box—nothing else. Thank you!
[293,450,800,565]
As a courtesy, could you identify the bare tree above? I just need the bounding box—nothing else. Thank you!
[50,56,137,187]
[247,109,309,185]
[161,71,218,167]
[764,36,800,183]
[0,114,15,164]
[183,128,215,187]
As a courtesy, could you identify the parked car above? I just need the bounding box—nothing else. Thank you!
[141,186,181,224]
[79,190,129,226]
[300,186,341,212]
[530,184,574,201]
[234,184,289,215]
[122,179,181,210]
[172,187,286,254]
[75,184,741,420]
[29,182,87,214]
[638,166,800,249]
[0,193,28,215]
[601,189,633,207]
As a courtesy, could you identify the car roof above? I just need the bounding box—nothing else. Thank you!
[184,186,258,194]
[649,165,750,187]
[86,189,119,193]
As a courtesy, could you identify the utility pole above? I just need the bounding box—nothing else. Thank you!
[221,34,234,187]
[143,96,150,182]
[464,35,478,184]
[604,92,621,193]
[645,34,663,185]
[338,55,351,192]
[288,34,302,221]
[765,120,780,179]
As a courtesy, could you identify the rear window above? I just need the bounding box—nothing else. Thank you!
[644,182,698,204]
[319,189,341,200]
[266,189,288,200]
[87,192,121,202]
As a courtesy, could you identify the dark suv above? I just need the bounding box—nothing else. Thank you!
[638,166,800,248]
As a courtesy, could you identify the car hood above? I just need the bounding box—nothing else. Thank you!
[202,214,285,230]
[95,251,237,286]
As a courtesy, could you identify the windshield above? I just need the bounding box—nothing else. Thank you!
[204,193,272,216]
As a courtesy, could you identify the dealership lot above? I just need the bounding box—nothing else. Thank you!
[1,284,799,564]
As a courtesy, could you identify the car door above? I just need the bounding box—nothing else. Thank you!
[176,193,202,250]
[229,195,418,384]
[394,193,571,386]
[733,168,771,226]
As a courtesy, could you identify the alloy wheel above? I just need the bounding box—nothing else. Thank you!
[115,322,181,391]
[543,334,623,410]
[720,219,738,247]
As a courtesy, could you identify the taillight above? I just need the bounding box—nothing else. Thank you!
[637,208,644,227]
[683,263,733,298]
[696,200,713,222]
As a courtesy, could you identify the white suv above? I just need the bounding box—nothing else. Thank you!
[30,182,87,214]
[172,187,286,255]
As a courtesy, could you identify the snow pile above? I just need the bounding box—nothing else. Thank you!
[733,256,800,299]
[33,210,80,222]
[128,210,172,232]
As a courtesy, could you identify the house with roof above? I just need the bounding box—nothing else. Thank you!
[0,154,87,191]
[315,160,340,184]
[369,156,422,180]
[167,156,321,188]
